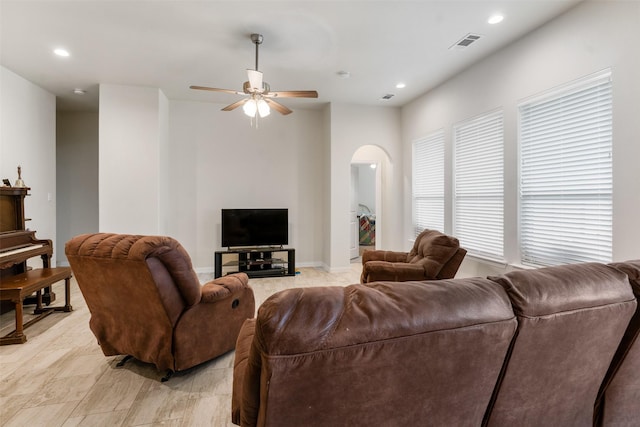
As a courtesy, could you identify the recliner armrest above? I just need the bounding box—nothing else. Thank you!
[201,272,250,303]
[362,250,408,264]
[437,247,467,279]
[361,261,428,283]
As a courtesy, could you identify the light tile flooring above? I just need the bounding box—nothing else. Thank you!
[0,264,363,426]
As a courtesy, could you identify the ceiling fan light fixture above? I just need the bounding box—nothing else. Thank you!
[257,99,270,117]
[243,98,257,117]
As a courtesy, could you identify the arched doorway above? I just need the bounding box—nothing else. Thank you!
[350,145,389,261]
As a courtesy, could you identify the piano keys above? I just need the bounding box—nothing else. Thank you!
[0,230,52,276]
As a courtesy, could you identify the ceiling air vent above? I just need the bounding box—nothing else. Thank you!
[380,94,395,101]
[449,33,482,50]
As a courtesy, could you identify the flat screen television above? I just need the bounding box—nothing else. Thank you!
[221,208,288,248]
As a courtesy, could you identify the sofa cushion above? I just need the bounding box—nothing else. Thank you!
[239,278,517,426]
[611,260,640,294]
[486,263,637,427]
[595,260,640,426]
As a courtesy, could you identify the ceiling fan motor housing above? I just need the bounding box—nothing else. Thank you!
[250,33,263,45]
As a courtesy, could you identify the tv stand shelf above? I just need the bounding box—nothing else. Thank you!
[214,248,295,279]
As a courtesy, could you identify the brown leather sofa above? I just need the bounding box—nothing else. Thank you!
[485,263,636,426]
[360,229,467,283]
[595,260,640,426]
[232,261,639,427]
[66,233,255,380]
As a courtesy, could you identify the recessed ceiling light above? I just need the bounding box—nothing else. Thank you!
[73,88,86,95]
[54,48,70,57]
[395,83,406,89]
[488,14,504,25]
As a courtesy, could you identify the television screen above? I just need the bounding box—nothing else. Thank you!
[222,208,288,248]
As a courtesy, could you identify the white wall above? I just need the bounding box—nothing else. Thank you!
[321,105,332,268]
[98,84,167,235]
[158,93,170,235]
[14,2,633,276]
[56,112,99,264]
[167,100,326,270]
[0,66,57,265]
[79,88,401,272]
[401,0,640,276]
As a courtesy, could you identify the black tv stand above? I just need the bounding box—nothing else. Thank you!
[214,247,295,279]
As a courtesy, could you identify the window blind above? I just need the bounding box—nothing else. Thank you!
[413,130,444,236]
[519,70,612,266]
[454,110,504,260]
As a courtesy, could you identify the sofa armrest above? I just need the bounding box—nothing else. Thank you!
[232,318,256,426]
[201,272,250,303]
[362,250,408,264]
[361,261,428,283]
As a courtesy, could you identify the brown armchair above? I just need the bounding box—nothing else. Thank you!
[360,229,466,283]
[65,233,255,380]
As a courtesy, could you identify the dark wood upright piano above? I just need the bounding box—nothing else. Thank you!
[0,187,53,284]
[0,186,72,344]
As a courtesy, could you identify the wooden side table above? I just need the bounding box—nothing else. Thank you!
[0,267,73,345]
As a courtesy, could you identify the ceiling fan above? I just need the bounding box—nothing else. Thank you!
[190,33,318,117]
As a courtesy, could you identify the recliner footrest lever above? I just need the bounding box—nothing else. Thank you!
[116,355,133,367]
[161,370,174,382]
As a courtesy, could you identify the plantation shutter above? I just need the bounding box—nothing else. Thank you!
[519,70,612,266]
[454,110,504,260]
[413,130,445,236]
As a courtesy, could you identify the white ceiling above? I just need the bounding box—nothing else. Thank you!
[1,0,583,113]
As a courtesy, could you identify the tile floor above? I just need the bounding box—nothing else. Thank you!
[0,263,363,426]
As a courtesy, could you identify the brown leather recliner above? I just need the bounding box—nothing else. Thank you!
[360,228,466,283]
[65,233,255,380]
[595,260,640,426]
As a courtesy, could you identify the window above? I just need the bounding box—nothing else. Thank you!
[413,130,444,236]
[454,110,504,260]
[519,70,612,266]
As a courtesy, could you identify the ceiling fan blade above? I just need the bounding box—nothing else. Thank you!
[267,90,318,98]
[265,98,292,115]
[247,69,263,91]
[190,85,242,95]
[221,98,248,111]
